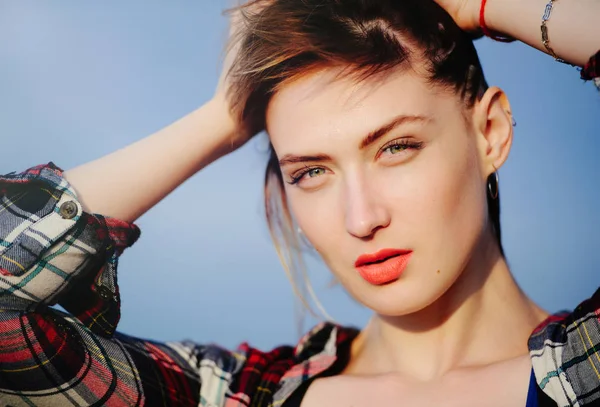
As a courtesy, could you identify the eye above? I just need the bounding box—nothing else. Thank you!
[378,139,424,159]
[287,167,327,185]
[307,168,325,177]
[384,144,409,155]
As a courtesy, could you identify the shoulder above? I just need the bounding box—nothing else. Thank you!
[529,287,600,406]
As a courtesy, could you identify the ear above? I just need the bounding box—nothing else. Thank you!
[471,86,514,177]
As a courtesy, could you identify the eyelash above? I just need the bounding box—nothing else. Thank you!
[379,139,424,158]
[288,166,320,185]
[286,138,424,185]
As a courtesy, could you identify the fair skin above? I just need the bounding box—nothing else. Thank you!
[267,66,547,407]
[64,0,600,222]
[438,0,599,67]
[62,0,598,405]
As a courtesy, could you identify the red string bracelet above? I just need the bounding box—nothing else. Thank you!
[479,0,516,42]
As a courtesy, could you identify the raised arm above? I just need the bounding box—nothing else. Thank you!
[0,6,253,405]
[433,0,600,68]
[487,0,599,67]
[63,98,239,223]
[63,2,254,223]
[0,165,215,406]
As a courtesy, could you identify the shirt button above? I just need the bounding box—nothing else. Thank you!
[97,285,114,301]
[59,201,78,219]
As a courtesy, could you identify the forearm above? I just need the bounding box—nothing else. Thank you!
[486,0,600,66]
[64,98,236,222]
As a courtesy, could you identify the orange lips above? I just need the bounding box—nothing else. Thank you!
[355,249,413,285]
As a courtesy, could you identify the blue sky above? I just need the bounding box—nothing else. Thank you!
[1,1,599,351]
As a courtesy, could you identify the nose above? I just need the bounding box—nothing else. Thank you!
[344,177,391,239]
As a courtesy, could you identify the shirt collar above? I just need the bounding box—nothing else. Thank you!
[273,322,359,404]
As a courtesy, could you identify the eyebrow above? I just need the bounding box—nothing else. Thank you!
[359,114,431,150]
[278,114,431,167]
[278,153,332,167]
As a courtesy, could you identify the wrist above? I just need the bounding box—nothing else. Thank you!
[480,0,513,37]
[483,0,543,39]
[154,98,241,174]
[206,96,237,141]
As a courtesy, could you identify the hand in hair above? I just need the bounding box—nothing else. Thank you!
[62,2,273,222]
[431,0,481,32]
[434,0,600,67]
[216,0,273,142]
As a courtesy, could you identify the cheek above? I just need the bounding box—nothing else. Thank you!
[285,186,344,254]
[409,138,487,264]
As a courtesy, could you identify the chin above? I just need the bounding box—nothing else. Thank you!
[342,271,458,318]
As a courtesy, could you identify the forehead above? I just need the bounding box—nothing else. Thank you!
[266,67,456,151]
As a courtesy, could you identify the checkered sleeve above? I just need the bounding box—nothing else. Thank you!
[0,301,206,406]
[0,162,139,336]
[0,163,235,406]
[529,288,600,406]
[581,49,600,91]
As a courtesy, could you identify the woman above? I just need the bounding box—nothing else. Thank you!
[0,0,598,406]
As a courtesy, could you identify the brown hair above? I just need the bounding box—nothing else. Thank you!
[227,0,502,318]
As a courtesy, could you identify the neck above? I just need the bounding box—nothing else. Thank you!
[348,235,548,381]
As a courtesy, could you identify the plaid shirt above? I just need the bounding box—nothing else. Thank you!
[0,53,599,407]
[582,49,600,90]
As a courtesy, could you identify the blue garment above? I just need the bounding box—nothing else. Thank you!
[526,368,539,407]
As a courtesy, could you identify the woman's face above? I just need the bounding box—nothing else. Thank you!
[266,67,496,316]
